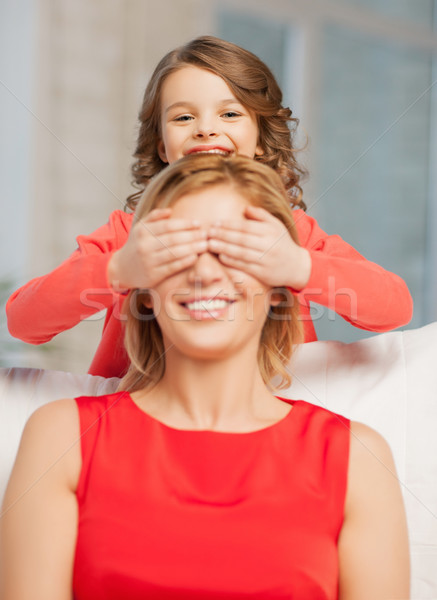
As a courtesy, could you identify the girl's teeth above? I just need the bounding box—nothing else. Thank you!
[196,149,230,155]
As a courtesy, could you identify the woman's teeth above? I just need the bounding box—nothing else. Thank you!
[185,299,231,311]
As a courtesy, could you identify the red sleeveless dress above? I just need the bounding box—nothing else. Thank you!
[73,392,349,599]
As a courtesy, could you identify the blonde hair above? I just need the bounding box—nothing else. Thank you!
[126,35,307,211]
[120,154,303,393]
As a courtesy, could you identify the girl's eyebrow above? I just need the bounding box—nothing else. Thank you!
[165,99,243,114]
[165,101,193,114]
[217,99,243,106]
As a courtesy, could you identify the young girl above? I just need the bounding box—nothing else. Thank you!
[6,36,413,378]
[1,155,410,599]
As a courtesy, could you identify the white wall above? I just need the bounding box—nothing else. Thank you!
[0,0,36,365]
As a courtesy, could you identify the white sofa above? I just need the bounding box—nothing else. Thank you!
[1,321,436,598]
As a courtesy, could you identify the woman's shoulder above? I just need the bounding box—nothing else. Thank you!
[347,421,398,502]
[349,421,395,465]
[23,399,81,457]
[25,398,79,434]
[14,399,81,491]
[74,391,126,413]
[285,399,350,428]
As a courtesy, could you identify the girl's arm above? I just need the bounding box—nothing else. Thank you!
[294,210,413,332]
[207,208,413,334]
[6,210,132,344]
[0,400,81,600]
[338,422,410,599]
[6,210,132,345]
[7,209,207,346]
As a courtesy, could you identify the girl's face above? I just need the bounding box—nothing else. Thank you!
[145,184,272,361]
[157,66,263,164]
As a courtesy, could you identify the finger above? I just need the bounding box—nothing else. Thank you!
[208,229,267,252]
[208,239,264,263]
[209,219,265,237]
[142,208,172,222]
[217,253,262,278]
[137,217,203,238]
[159,228,208,249]
[157,239,208,262]
[210,206,279,230]
[244,205,281,224]
[154,252,198,281]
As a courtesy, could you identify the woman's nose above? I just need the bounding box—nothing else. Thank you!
[188,251,223,285]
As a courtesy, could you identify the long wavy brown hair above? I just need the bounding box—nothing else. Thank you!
[119,154,303,394]
[126,35,307,211]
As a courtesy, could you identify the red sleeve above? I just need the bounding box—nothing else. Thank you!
[6,210,133,344]
[293,209,413,333]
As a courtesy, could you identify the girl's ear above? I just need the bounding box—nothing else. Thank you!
[255,143,264,157]
[157,140,169,163]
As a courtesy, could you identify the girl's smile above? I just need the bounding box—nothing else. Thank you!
[158,66,263,164]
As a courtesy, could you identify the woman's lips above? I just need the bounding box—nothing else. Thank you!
[181,297,236,320]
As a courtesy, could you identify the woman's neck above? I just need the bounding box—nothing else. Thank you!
[132,344,288,432]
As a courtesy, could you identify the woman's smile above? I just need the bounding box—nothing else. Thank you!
[180,296,237,320]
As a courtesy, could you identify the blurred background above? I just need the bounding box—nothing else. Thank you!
[1,0,436,373]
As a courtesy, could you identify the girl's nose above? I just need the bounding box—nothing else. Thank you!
[188,251,224,285]
[194,117,218,138]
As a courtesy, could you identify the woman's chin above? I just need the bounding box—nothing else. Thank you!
[164,331,244,362]
[174,342,235,361]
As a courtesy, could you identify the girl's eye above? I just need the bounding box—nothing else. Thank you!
[173,115,193,122]
[222,111,241,118]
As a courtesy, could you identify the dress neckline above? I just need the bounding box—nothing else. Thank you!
[123,391,300,437]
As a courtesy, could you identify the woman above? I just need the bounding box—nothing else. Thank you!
[0,155,410,599]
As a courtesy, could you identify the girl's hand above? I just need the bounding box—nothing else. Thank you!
[207,205,312,290]
[108,208,208,290]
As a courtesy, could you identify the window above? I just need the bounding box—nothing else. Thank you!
[218,1,436,341]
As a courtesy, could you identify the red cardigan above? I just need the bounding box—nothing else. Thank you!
[6,209,413,378]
